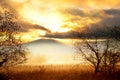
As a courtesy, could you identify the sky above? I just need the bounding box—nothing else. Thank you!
[0,0,120,64]
[0,0,119,41]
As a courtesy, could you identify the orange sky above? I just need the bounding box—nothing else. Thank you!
[10,0,120,9]
[1,0,119,41]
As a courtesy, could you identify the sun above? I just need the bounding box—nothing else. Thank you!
[11,0,71,32]
[18,6,70,32]
[39,13,64,32]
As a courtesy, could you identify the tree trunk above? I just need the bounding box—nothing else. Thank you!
[94,61,100,74]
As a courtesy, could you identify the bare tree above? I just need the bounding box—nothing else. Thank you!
[75,33,120,74]
[0,5,27,67]
[75,38,104,74]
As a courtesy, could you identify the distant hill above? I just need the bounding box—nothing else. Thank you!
[26,38,63,45]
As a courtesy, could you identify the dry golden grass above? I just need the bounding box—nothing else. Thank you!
[0,64,120,80]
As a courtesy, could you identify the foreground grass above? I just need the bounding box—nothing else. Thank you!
[0,65,120,80]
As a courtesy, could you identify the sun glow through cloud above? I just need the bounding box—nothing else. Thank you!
[10,0,72,33]
[10,0,120,33]
[17,4,69,32]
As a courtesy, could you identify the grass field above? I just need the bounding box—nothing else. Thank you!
[0,65,120,80]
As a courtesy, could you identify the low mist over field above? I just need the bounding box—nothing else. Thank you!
[24,38,80,65]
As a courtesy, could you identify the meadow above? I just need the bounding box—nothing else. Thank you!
[0,64,120,80]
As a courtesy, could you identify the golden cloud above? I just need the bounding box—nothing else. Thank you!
[4,0,120,39]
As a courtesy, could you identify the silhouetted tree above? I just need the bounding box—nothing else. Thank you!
[75,29,120,75]
[0,4,27,67]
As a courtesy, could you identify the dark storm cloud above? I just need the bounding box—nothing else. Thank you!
[44,31,79,38]
[102,15,120,26]
[83,9,120,38]
[63,8,103,18]
[33,25,51,32]
[91,9,120,27]
[45,8,120,38]
[104,9,120,15]
[18,22,51,32]
[65,8,86,17]
[64,7,120,27]
[63,8,120,25]
[99,9,120,26]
